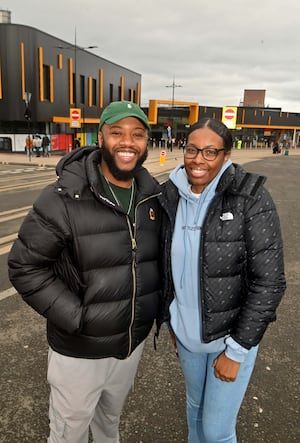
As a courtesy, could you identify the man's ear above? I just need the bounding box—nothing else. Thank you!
[98,132,103,147]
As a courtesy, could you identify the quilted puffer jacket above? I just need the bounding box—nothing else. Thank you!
[158,163,286,350]
[8,147,162,359]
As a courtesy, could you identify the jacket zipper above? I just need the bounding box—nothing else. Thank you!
[126,192,161,358]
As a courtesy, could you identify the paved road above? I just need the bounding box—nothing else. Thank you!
[0,145,291,174]
[0,150,299,442]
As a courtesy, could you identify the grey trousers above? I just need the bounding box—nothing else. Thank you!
[47,342,144,443]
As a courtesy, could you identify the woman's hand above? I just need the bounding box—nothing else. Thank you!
[213,352,240,382]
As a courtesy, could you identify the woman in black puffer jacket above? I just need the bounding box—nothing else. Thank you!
[158,117,286,443]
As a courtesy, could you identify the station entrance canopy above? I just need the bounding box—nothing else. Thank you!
[147,99,199,126]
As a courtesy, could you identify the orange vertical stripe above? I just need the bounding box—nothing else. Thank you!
[57,53,63,70]
[88,77,92,106]
[50,65,54,102]
[69,58,73,104]
[38,47,44,101]
[20,42,25,100]
[136,82,141,105]
[99,69,103,108]
[120,76,124,101]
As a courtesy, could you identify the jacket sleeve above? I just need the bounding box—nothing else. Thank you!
[232,185,286,349]
[156,182,178,330]
[7,185,84,334]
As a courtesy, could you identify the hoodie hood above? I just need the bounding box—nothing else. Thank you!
[54,147,97,200]
[169,159,233,201]
[56,146,96,177]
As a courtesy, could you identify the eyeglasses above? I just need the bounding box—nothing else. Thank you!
[184,146,226,161]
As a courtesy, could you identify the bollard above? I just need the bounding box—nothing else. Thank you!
[160,150,166,165]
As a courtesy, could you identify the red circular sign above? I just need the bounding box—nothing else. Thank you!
[224,108,235,120]
[71,109,80,120]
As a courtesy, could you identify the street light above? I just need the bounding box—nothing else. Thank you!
[56,28,97,147]
[56,27,98,107]
[23,91,32,121]
[165,78,183,149]
[165,77,182,108]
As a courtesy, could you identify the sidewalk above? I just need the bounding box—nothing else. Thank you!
[1,147,299,174]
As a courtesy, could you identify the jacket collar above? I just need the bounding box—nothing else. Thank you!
[216,163,266,197]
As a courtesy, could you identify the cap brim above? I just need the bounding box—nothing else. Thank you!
[103,113,150,130]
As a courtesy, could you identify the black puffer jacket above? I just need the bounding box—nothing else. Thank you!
[158,163,286,349]
[8,147,162,359]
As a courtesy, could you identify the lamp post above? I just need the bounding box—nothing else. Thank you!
[165,78,182,149]
[23,91,32,161]
[56,28,97,107]
[56,28,97,147]
[165,77,182,108]
[73,27,98,108]
[23,91,32,121]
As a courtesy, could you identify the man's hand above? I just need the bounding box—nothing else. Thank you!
[212,352,240,382]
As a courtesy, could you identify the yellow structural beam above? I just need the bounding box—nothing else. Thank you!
[148,99,199,126]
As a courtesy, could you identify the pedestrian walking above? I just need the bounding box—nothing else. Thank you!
[42,134,50,157]
[74,137,81,149]
[8,100,163,443]
[32,134,42,157]
[25,135,33,159]
[159,117,286,443]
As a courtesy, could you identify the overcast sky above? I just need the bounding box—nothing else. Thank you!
[4,0,300,111]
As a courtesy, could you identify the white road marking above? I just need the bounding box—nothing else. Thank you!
[0,286,17,301]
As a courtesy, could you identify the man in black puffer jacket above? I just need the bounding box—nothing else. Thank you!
[8,101,162,443]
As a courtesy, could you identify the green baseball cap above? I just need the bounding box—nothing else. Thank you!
[99,100,150,131]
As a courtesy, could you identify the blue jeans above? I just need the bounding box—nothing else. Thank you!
[176,340,258,443]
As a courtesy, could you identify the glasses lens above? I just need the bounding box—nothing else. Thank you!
[184,147,198,158]
[202,148,218,160]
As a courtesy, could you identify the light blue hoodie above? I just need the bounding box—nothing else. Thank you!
[169,160,249,362]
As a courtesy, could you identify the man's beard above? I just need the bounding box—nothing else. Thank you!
[101,144,148,181]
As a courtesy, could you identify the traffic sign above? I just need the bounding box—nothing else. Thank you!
[222,106,237,129]
[70,108,81,128]
[224,108,235,119]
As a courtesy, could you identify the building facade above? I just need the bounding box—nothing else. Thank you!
[0,22,142,151]
[1,20,300,153]
[143,101,300,149]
